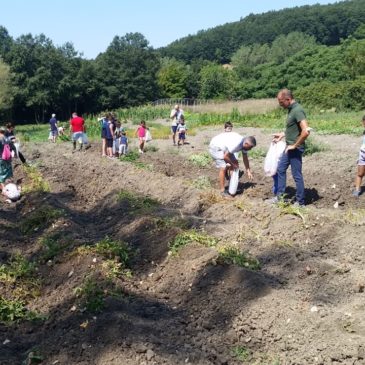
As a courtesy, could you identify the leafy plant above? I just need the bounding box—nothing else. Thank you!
[74,277,105,313]
[22,165,50,193]
[0,254,35,282]
[119,150,140,162]
[276,198,307,224]
[217,246,260,270]
[304,137,328,155]
[0,296,38,323]
[248,147,267,159]
[231,346,250,361]
[169,230,218,255]
[188,152,212,167]
[118,190,158,212]
[191,176,211,190]
[20,206,63,234]
[39,233,70,262]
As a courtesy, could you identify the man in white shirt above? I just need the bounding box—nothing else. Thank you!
[170,104,184,146]
[209,132,256,196]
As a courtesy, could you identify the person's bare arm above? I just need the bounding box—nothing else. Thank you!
[242,153,253,180]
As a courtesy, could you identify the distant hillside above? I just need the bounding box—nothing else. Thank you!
[159,0,365,63]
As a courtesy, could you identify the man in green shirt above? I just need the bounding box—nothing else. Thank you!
[271,89,311,206]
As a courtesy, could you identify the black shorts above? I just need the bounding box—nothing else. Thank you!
[106,138,113,148]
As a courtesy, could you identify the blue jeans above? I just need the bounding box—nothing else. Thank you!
[276,147,305,205]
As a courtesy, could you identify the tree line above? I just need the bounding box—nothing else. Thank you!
[1,0,365,122]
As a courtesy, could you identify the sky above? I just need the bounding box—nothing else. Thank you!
[0,0,339,59]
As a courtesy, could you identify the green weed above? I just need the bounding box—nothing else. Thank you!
[153,216,189,231]
[276,198,307,224]
[22,165,50,193]
[20,206,64,234]
[169,230,218,255]
[231,346,250,362]
[119,150,140,162]
[218,246,261,271]
[74,276,105,313]
[248,147,267,160]
[93,237,130,263]
[118,190,158,212]
[304,137,328,155]
[39,233,71,262]
[77,237,131,279]
[188,152,212,168]
[191,176,211,190]
[0,254,35,282]
[0,296,38,323]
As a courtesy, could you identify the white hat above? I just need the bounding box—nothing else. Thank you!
[52,113,56,117]
[3,183,21,201]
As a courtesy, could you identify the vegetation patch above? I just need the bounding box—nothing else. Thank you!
[304,137,328,156]
[231,346,250,362]
[188,152,212,168]
[20,206,64,235]
[248,147,267,160]
[39,232,71,262]
[0,254,41,323]
[217,246,261,271]
[74,276,106,313]
[22,165,50,193]
[118,190,159,213]
[76,237,131,279]
[0,296,38,323]
[191,176,211,190]
[169,230,218,255]
[276,199,307,224]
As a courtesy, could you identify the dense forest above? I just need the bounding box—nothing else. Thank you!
[0,0,365,122]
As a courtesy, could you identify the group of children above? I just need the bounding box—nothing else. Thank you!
[100,113,129,158]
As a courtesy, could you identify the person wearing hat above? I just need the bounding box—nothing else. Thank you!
[49,113,58,143]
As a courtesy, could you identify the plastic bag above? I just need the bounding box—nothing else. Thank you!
[3,183,21,201]
[264,141,286,177]
[228,168,240,195]
[145,130,152,142]
[82,133,89,145]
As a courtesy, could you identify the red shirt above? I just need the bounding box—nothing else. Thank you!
[70,116,84,133]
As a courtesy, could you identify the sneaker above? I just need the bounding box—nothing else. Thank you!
[292,202,306,208]
[85,145,91,150]
[352,190,361,197]
[220,191,232,198]
[266,196,279,205]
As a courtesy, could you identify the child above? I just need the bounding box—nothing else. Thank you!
[224,121,233,132]
[136,121,146,153]
[176,116,187,146]
[353,115,365,197]
[119,131,128,156]
[0,127,16,192]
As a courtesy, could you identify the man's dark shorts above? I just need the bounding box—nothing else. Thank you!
[106,138,113,148]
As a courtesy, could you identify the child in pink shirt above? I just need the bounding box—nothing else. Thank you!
[136,120,147,153]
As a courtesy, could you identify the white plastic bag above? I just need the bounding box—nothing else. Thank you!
[228,168,240,195]
[264,141,286,176]
[145,130,152,142]
[82,133,89,145]
[3,183,21,201]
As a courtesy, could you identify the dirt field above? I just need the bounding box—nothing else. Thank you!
[1,125,365,365]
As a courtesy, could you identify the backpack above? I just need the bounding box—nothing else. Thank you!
[2,142,12,161]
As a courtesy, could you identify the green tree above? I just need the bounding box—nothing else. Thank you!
[199,63,235,99]
[0,58,13,118]
[157,58,189,98]
[96,32,160,108]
